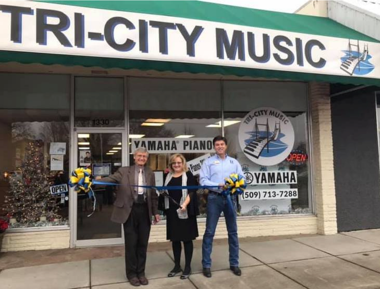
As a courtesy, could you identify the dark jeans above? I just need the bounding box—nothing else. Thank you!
[202,193,239,268]
[123,202,151,280]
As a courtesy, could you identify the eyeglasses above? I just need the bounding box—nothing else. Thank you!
[172,162,183,165]
[135,154,148,159]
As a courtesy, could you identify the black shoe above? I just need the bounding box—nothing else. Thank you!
[138,276,149,286]
[230,266,241,276]
[203,268,212,278]
[168,266,182,277]
[180,266,191,279]
[128,277,141,286]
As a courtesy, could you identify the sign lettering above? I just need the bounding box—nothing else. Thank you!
[244,171,297,185]
[0,1,378,79]
[132,138,213,153]
[50,184,69,195]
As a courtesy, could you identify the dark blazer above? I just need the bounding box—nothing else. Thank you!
[101,165,158,224]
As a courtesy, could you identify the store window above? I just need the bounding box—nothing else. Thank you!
[75,77,124,127]
[128,78,312,218]
[223,81,311,216]
[0,73,70,228]
[129,77,221,217]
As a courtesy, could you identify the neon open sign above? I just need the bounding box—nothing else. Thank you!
[286,150,308,165]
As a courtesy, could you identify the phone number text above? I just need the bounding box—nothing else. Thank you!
[241,189,298,200]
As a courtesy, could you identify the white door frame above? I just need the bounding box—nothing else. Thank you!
[70,128,127,248]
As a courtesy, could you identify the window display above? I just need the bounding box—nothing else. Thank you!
[129,78,311,217]
[0,73,70,228]
[224,81,311,216]
[0,74,312,232]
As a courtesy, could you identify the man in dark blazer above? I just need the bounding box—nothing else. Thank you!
[97,147,160,286]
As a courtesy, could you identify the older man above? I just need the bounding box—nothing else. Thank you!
[98,147,160,286]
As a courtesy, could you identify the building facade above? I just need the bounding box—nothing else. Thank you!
[0,0,378,252]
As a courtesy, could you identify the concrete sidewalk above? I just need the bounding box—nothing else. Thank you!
[2,230,380,289]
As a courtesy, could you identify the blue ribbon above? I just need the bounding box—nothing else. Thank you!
[130,185,220,191]
[86,188,96,217]
[86,182,240,214]
[92,181,220,192]
[92,181,121,186]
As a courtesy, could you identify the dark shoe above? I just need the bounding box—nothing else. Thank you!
[180,266,191,279]
[138,276,149,286]
[230,266,241,276]
[128,277,140,286]
[168,266,182,277]
[203,267,212,278]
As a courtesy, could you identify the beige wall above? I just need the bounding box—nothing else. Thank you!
[1,229,70,252]
[296,0,328,17]
[150,216,318,243]
[309,82,337,235]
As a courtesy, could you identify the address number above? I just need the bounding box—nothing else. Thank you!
[92,119,110,126]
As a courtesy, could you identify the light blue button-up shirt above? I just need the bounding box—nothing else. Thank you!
[200,154,244,191]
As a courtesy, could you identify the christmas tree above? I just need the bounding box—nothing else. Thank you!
[3,140,60,225]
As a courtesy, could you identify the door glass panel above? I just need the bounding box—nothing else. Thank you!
[76,132,122,240]
[75,77,124,127]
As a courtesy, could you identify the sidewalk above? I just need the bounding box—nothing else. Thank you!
[2,230,380,289]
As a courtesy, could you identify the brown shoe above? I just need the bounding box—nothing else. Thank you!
[128,277,140,287]
[139,276,149,286]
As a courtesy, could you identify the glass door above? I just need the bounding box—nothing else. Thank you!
[72,130,125,247]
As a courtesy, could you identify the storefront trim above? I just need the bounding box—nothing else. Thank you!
[2,0,379,85]
[6,225,69,233]
[2,51,380,86]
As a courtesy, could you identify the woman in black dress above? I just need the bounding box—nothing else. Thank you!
[162,153,199,279]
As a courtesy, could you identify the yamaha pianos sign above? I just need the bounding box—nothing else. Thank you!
[238,107,295,166]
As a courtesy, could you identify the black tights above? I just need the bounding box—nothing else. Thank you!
[172,240,193,269]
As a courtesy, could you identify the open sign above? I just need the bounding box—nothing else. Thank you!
[50,184,69,195]
[286,150,308,165]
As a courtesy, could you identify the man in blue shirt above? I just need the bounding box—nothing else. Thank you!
[200,135,244,278]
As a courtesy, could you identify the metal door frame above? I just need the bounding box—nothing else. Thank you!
[69,75,130,248]
[70,128,126,247]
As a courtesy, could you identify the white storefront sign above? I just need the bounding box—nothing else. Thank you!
[187,153,211,176]
[244,170,297,185]
[50,155,63,171]
[238,107,295,166]
[0,1,379,79]
[236,152,295,215]
[50,184,68,195]
[241,188,298,201]
[132,138,214,153]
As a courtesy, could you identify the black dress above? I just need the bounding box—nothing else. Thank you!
[165,171,199,242]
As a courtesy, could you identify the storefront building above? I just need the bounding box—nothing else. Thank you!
[0,1,379,252]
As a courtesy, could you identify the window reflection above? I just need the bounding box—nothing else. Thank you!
[0,73,70,228]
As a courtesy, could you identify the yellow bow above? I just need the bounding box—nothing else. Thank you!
[69,168,92,193]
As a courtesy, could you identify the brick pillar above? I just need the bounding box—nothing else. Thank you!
[309,82,337,235]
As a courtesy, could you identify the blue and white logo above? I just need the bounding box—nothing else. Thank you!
[340,40,374,76]
[238,107,295,166]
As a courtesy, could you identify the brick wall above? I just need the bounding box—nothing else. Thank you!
[309,82,337,235]
[1,216,317,252]
[1,229,70,252]
[150,216,318,242]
